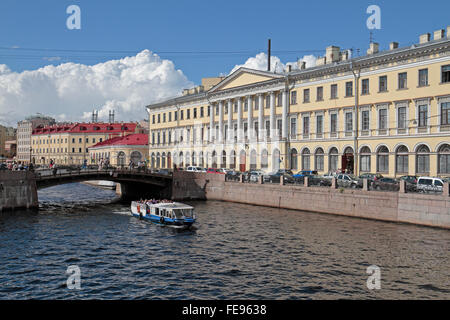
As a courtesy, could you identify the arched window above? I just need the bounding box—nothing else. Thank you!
[212,151,217,169]
[239,150,246,172]
[130,151,143,165]
[156,153,161,168]
[118,151,126,167]
[199,151,204,167]
[161,152,166,168]
[416,145,430,174]
[167,152,172,169]
[396,145,409,174]
[315,148,324,172]
[377,146,389,173]
[360,147,371,173]
[222,151,227,169]
[302,148,310,170]
[438,144,450,174]
[179,152,184,168]
[261,149,268,169]
[192,152,196,166]
[250,150,257,170]
[290,149,298,171]
[272,149,280,171]
[329,147,339,173]
[185,152,190,167]
[230,150,236,169]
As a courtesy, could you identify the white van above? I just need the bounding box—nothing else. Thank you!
[417,177,444,193]
[186,166,203,173]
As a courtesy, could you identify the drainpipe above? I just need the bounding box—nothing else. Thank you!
[351,61,361,177]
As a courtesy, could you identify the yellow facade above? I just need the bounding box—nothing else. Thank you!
[147,30,450,178]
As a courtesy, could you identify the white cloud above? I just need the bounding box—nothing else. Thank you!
[0,50,193,126]
[230,52,317,74]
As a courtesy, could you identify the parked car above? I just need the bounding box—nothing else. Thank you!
[336,174,362,189]
[417,177,444,193]
[263,170,295,184]
[216,168,228,174]
[399,175,418,184]
[359,173,383,182]
[293,170,318,178]
[0,163,7,170]
[248,170,265,183]
[225,170,241,181]
[206,168,224,174]
[372,177,400,191]
[186,166,203,172]
[322,172,337,180]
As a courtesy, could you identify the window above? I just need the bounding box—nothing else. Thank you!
[362,110,370,131]
[416,145,430,174]
[169,112,172,122]
[302,149,311,170]
[290,149,298,170]
[398,106,407,129]
[303,89,310,103]
[200,107,204,117]
[291,91,297,105]
[316,87,323,101]
[441,102,450,125]
[398,72,407,89]
[208,106,211,116]
[244,100,248,112]
[442,65,450,83]
[261,150,268,169]
[418,105,428,127]
[419,69,428,87]
[329,148,339,172]
[158,114,161,123]
[180,110,184,120]
[174,110,178,121]
[303,116,310,137]
[163,113,166,122]
[361,79,369,95]
[345,112,353,132]
[187,109,191,119]
[79,148,82,153]
[379,76,388,92]
[79,138,82,143]
[215,105,219,116]
[277,93,282,107]
[331,84,338,99]
[316,115,323,135]
[438,144,450,174]
[378,108,387,130]
[377,146,389,173]
[265,120,270,137]
[315,148,324,171]
[234,102,238,113]
[265,96,270,109]
[345,81,353,97]
[330,113,337,134]
[290,118,297,139]
[72,138,75,143]
[396,145,409,174]
[360,147,371,173]
[193,108,197,119]
[276,119,282,137]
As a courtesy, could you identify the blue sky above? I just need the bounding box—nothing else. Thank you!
[0,0,449,126]
[1,0,449,84]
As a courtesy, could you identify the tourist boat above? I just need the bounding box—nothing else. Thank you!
[130,201,196,229]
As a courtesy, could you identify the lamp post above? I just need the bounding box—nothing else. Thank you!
[351,61,361,176]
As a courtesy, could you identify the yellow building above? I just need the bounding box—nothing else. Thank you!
[31,122,140,166]
[147,28,450,178]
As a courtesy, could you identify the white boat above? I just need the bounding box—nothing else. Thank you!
[130,201,196,229]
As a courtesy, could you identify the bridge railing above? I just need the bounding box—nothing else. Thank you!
[34,167,173,180]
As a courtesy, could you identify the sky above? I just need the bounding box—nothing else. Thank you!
[0,0,449,126]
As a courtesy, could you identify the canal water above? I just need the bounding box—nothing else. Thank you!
[0,183,449,299]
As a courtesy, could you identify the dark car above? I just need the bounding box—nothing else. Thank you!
[263,170,295,184]
[293,170,318,178]
[225,170,241,181]
[399,175,418,184]
[359,173,383,182]
[372,178,400,191]
[0,163,7,170]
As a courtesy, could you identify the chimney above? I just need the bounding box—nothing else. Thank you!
[420,33,431,44]
[434,29,445,40]
[287,65,292,72]
[389,42,399,50]
[367,42,379,55]
[326,46,340,64]
[341,50,349,61]
[297,60,306,70]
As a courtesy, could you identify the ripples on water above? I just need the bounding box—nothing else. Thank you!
[0,183,449,299]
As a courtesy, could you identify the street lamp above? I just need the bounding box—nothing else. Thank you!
[350,61,361,176]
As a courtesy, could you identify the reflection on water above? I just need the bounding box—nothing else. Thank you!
[0,183,448,299]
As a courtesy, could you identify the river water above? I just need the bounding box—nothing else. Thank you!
[0,183,448,299]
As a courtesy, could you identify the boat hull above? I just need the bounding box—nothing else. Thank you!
[130,203,195,229]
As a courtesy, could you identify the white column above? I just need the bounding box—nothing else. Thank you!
[247,96,253,142]
[270,92,275,140]
[227,99,233,144]
[282,90,288,139]
[209,104,214,142]
[258,94,264,141]
[237,98,242,142]
[218,101,224,143]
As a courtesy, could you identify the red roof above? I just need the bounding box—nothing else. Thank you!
[32,122,137,135]
[89,134,148,148]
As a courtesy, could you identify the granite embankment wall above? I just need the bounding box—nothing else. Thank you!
[173,171,450,229]
[0,171,38,212]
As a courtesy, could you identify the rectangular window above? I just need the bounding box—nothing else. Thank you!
[163,113,166,122]
[303,117,310,136]
[72,138,75,143]
[187,109,190,119]
[317,87,323,101]
[208,106,211,116]
[277,93,282,107]
[180,110,184,120]
[331,84,338,99]
[316,115,323,135]
[291,91,297,105]
[362,110,370,131]
[303,89,310,103]
[345,112,353,132]
[265,96,270,109]
[244,100,248,112]
[174,111,178,121]
[215,105,219,115]
[79,138,82,143]
[330,113,337,134]
[169,112,172,122]
[396,154,409,174]
[254,98,259,110]
[398,72,407,89]
[265,120,270,137]
[379,109,387,129]
[234,102,238,113]
[193,108,197,119]
[398,106,407,129]
[158,114,161,123]
[152,115,155,124]
[418,69,428,87]
[361,79,369,95]
[290,118,297,139]
[360,155,371,173]
[418,105,428,127]
[442,65,450,83]
[379,76,388,92]
[345,81,353,97]
[441,102,450,125]
[200,107,204,117]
